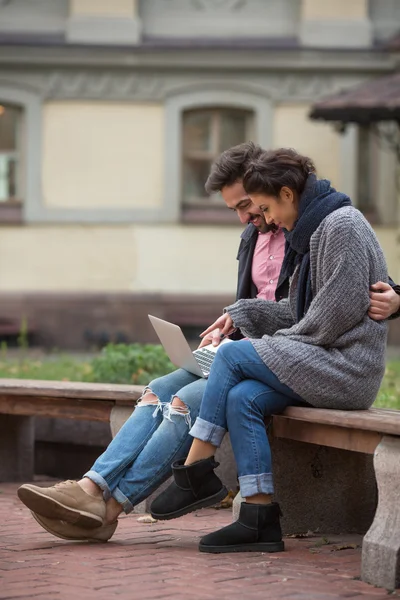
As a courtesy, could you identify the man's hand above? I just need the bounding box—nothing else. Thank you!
[200,314,235,345]
[369,281,400,320]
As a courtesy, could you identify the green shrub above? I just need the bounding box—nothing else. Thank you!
[90,343,175,385]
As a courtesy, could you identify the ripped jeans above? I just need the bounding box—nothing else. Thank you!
[84,369,206,513]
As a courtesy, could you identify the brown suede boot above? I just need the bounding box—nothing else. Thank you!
[31,512,117,542]
[18,481,105,528]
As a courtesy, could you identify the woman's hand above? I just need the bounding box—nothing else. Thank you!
[369,282,400,320]
[197,328,221,349]
[200,314,235,346]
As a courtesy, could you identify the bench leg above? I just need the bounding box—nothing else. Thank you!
[110,405,134,438]
[0,415,35,481]
[362,435,400,590]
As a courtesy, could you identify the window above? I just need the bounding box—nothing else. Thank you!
[182,107,253,219]
[0,104,21,202]
[0,103,23,223]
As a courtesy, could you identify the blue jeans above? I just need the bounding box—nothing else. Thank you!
[84,369,206,513]
[190,340,304,498]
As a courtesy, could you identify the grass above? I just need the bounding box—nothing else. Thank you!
[374,360,400,409]
[0,354,94,382]
[0,350,398,409]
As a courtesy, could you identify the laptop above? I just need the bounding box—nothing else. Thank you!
[148,314,232,378]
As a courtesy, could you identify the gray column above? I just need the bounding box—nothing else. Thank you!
[362,436,400,590]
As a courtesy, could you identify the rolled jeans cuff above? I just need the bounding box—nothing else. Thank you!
[83,470,112,502]
[189,417,226,447]
[112,487,134,514]
[239,473,274,497]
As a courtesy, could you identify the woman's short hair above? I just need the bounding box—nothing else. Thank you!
[243,148,316,198]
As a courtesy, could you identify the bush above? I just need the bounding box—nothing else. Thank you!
[90,343,175,385]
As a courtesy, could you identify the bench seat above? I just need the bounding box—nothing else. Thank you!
[0,378,142,423]
[273,406,400,454]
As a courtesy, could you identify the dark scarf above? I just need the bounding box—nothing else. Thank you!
[280,173,352,322]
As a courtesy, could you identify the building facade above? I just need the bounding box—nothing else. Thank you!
[0,0,399,348]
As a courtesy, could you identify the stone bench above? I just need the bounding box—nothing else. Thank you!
[0,378,143,481]
[232,406,400,590]
[0,378,399,589]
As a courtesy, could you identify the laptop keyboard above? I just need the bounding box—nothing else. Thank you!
[192,348,216,375]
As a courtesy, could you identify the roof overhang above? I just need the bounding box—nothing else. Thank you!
[309,71,400,124]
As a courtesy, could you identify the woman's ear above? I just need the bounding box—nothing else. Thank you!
[281,186,294,204]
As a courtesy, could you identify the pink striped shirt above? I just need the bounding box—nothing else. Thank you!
[251,228,286,301]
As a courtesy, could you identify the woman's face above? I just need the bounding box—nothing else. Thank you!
[249,187,298,231]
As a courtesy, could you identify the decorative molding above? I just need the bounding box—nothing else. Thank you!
[44,71,166,101]
[1,68,369,105]
[1,69,369,105]
[0,69,365,102]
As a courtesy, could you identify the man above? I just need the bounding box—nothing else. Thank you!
[201,142,286,347]
[17,142,399,542]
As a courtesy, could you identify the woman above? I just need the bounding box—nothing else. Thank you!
[149,148,389,554]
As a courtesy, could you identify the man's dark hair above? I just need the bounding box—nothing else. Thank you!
[205,141,264,195]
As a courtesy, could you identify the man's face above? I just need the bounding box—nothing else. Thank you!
[221,181,274,233]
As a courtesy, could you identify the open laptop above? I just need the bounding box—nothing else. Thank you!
[148,314,232,378]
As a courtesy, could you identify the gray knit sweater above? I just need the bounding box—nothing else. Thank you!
[226,207,388,410]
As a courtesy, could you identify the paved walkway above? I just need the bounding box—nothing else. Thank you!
[0,482,398,600]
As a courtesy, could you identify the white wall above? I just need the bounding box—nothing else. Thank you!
[273,103,341,187]
[0,224,242,293]
[42,101,164,210]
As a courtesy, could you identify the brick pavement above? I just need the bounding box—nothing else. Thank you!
[0,482,398,600]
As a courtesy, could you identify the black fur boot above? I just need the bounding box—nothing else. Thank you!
[150,457,227,520]
[199,501,284,553]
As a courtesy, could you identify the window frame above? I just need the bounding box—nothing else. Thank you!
[182,106,254,210]
[164,89,273,224]
[0,84,42,225]
[0,103,23,208]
